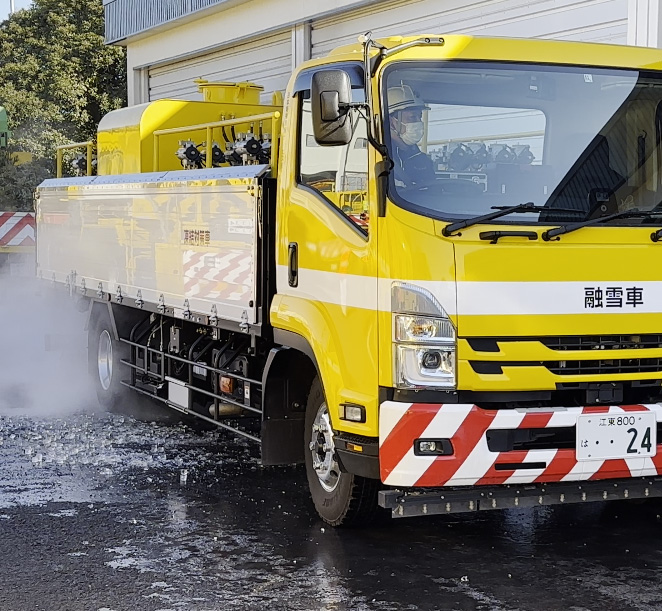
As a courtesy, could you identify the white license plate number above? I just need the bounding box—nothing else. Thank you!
[577,412,657,461]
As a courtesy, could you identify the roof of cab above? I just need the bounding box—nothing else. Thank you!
[298,34,662,73]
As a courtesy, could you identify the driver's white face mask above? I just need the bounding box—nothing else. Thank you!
[399,120,424,146]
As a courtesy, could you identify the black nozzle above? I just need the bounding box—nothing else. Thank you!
[245,138,262,156]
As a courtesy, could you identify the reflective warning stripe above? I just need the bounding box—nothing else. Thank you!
[0,212,35,247]
[379,402,662,487]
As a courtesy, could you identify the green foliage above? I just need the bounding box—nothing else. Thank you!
[0,154,50,210]
[0,0,127,210]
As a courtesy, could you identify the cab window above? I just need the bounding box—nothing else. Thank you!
[297,88,369,233]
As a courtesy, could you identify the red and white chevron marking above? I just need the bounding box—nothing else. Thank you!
[379,402,662,487]
[183,249,253,303]
[348,213,369,229]
[0,212,35,247]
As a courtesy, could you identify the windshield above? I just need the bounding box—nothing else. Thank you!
[383,62,662,224]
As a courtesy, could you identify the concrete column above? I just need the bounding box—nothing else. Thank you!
[628,0,662,47]
[292,21,312,71]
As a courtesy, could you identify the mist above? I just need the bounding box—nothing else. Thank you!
[0,256,98,417]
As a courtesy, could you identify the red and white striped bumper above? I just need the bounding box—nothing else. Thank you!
[379,402,662,487]
[0,212,34,248]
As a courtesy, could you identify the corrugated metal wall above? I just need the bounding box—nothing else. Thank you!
[311,0,628,58]
[148,30,292,102]
[138,0,628,102]
[104,0,237,43]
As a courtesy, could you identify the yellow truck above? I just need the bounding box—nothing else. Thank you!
[36,34,662,525]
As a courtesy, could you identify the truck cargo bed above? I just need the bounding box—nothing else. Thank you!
[36,166,272,333]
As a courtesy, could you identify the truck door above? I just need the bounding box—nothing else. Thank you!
[271,68,379,436]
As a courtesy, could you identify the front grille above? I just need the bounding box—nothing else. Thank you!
[541,334,662,351]
[486,424,662,452]
[467,334,662,352]
[470,358,662,376]
[486,427,575,451]
[546,358,662,376]
[467,334,662,378]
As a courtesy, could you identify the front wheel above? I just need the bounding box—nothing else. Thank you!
[304,377,383,526]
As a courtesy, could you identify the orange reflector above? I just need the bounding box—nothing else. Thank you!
[347,443,363,453]
[220,376,234,393]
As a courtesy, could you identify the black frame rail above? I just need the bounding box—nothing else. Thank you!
[118,316,263,443]
[379,476,662,518]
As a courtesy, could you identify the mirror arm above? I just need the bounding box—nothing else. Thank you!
[359,33,393,217]
[345,102,389,158]
[360,32,388,160]
[369,46,386,78]
[348,100,391,218]
[368,133,388,158]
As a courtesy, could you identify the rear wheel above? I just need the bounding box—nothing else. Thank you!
[96,329,114,396]
[89,307,178,422]
[304,376,383,526]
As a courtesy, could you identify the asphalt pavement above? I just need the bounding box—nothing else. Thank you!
[0,408,661,611]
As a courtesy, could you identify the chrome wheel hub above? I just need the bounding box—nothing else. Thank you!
[309,402,341,492]
[97,330,113,391]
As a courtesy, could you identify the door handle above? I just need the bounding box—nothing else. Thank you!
[288,242,298,287]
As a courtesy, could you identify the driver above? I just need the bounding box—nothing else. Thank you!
[387,85,435,188]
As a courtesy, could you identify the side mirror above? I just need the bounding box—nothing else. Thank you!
[311,70,352,146]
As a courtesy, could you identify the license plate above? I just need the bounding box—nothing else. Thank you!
[576,411,657,461]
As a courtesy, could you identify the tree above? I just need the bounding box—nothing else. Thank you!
[0,0,126,210]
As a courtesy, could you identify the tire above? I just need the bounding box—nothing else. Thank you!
[88,307,178,423]
[304,376,384,526]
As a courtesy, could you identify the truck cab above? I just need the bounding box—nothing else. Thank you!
[274,35,662,520]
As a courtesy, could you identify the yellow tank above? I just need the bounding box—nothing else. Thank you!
[96,81,281,175]
[195,80,263,104]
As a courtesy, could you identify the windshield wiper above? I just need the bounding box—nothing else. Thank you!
[441,203,580,237]
[542,209,662,241]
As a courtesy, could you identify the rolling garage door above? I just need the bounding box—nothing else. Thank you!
[311,0,628,58]
[148,29,292,102]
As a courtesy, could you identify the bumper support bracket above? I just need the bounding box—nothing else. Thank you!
[379,476,662,518]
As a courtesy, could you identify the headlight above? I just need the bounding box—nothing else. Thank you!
[396,345,456,388]
[395,314,455,344]
[392,283,456,390]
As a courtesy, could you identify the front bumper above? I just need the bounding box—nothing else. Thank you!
[379,401,662,487]
[379,476,662,517]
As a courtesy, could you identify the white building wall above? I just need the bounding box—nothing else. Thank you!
[628,0,662,46]
[122,0,660,106]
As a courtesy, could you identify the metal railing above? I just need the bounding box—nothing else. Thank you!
[55,110,282,178]
[55,141,94,178]
[152,111,281,174]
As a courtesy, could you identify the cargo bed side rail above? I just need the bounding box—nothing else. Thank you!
[56,140,94,178]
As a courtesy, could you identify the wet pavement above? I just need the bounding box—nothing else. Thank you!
[0,410,661,610]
